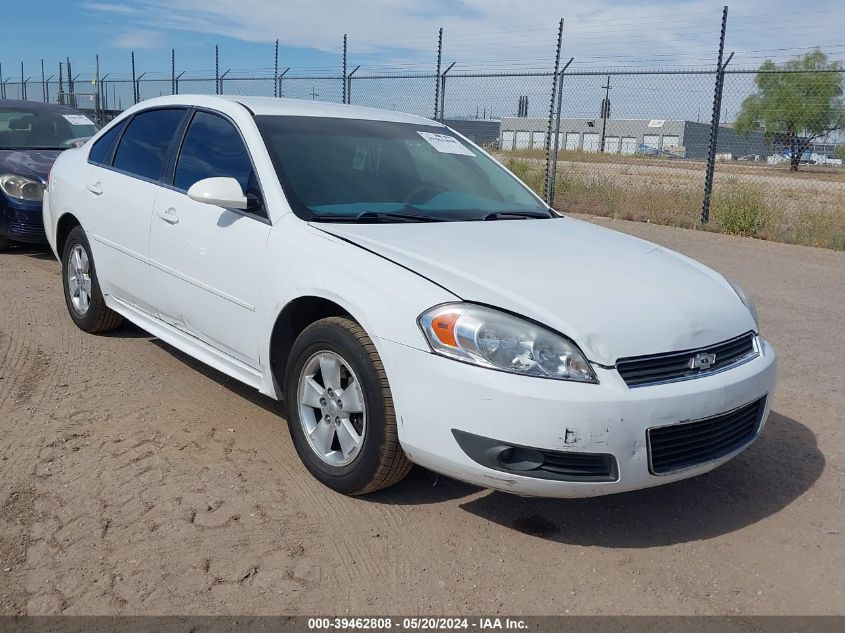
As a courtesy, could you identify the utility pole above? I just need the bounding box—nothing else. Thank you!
[599,75,611,152]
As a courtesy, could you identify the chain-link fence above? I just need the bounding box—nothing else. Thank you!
[2,14,843,249]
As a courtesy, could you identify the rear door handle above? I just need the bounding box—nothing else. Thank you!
[156,207,180,225]
[87,182,103,196]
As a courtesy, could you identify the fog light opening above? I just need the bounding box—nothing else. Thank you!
[496,446,544,471]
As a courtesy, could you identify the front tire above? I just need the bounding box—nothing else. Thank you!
[284,317,411,495]
[61,226,123,333]
[0,235,9,251]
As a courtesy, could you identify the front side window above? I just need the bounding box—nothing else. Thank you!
[0,107,98,150]
[112,108,186,181]
[174,111,256,194]
[256,116,550,222]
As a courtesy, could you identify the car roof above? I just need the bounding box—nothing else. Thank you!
[123,94,444,127]
[0,99,83,113]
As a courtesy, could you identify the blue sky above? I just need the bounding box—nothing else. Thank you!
[2,0,843,82]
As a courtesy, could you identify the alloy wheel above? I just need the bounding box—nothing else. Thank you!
[297,351,367,467]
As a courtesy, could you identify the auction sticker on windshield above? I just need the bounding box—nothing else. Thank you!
[417,131,475,156]
[62,114,95,126]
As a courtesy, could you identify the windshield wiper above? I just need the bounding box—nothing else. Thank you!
[309,210,446,223]
[481,210,552,221]
[356,210,445,223]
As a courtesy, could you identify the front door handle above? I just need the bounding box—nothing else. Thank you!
[156,207,180,225]
[87,182,103,196]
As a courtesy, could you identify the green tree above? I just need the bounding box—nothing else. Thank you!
[735,50,845,171]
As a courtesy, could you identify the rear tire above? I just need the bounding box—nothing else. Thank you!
[0,235,9,251]
[284,317,411,495]
[61,226,123,333]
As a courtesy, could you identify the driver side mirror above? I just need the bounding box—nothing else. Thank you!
[186,177,249,210]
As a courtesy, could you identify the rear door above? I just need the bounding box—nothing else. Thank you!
[148,109,270,366]
[84,108,187,312]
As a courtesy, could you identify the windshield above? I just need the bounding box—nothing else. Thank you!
[256,116,552,222]
[0,108,98,150]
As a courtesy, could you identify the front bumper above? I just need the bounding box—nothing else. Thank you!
[376,336,776,498]
[1,196,47,244]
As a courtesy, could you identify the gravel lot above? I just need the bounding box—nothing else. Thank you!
[1,216,843,616]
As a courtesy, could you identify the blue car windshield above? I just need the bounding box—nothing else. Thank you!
[0,108,98,150]
[256,116,551,222]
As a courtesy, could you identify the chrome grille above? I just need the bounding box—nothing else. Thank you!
[616,332,757,387]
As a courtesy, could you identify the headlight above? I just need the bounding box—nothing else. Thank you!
[728,280,759,331]
[0,174,44,201]
[418,303,597,382]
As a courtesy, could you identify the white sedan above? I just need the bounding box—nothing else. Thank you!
[43,95,776,497]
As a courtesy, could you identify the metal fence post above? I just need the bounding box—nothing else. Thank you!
[41,59,46,102]
[131,51,137,104]
[342,34,348,104]
[544,18,564,205]
[701,5,729,224]
[175,71,184,95]
[273,39,279,97]
[434,27,443,120]
[21,62,26,100]
[66,57,74,107]
[95,54,101,125]
[440,62,456,120]
[171,49,176,95]
[100,74,109,110]
[135,73,145,102]
[215,45,220,95]
[58,61,64,104]
[347,65,360,104]
[548,57,573,209]
[278,67,289,97]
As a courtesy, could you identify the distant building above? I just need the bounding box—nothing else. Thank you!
[499,117,771,160]
[442,119,501,147]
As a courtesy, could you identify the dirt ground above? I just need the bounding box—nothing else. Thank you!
[1,217,843,616]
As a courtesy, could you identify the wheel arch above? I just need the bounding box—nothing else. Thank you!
[268,295,356,397]
[56,212,83,257]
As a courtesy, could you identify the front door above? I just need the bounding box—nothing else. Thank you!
[148,110,270,366]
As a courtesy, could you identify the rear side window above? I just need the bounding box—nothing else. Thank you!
[174,111,255,193]
[112,108,186,181]
[88,119,126,165]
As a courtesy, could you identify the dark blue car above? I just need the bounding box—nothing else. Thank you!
[0,100,97,250]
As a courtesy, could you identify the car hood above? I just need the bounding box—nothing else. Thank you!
[315,216,756,365]
[0,149,62,184]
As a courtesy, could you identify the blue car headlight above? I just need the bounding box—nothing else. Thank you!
[0,174,44,202]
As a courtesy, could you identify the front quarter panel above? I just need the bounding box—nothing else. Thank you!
[259,216,458,396]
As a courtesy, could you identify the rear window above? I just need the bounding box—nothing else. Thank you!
[0,108,98,150]
[112,108,186,181]
[88,120,127,165]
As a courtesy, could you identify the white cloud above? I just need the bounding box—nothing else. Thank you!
[110,28,165,49]
[96,0,844,70]
[83,2,141,15]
